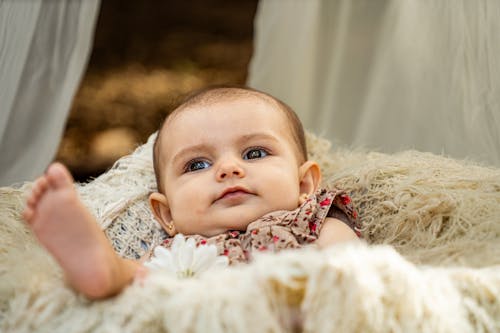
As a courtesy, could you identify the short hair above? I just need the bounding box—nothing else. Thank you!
[153,85,307,193]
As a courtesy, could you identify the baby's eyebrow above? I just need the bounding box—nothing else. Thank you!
[237,133,280,145]
[170,144,212,166]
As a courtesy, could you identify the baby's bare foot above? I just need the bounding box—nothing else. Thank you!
[23,163,134,298]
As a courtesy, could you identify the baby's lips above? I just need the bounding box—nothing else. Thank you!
[215,186,253,201]
[216,186,252,201]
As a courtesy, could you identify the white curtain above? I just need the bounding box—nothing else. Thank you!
[0,0,100,186]
[248,0,500,167]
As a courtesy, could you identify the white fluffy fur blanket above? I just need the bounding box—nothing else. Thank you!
[0,134,499,332]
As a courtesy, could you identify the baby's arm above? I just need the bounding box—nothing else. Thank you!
[315,217,359,248]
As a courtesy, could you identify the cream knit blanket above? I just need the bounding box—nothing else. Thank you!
[0,133,499,332]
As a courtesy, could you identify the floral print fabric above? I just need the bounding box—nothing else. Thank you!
[162,188,360,265]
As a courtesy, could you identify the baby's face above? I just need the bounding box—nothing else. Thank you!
[157,97,306,237]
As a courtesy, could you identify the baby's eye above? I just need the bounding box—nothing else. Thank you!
[185,159,211,172]
[243,148,269,160]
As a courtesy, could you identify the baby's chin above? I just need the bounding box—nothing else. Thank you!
[193,213,265,237]
[204,219,254,237]
[177,204,296,238]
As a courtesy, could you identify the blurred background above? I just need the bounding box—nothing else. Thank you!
[57,0,258,182]
[3,0,498,187]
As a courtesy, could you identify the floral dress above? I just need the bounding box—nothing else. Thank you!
[162,188,360,265]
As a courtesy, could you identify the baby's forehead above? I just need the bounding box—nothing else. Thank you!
[163,95,287,131]
[157,96,294,153]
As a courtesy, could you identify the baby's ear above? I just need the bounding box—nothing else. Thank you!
[149,192,176,236]
[298,161,321,196]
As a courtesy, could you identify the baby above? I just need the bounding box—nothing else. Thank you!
[23,86,360,299]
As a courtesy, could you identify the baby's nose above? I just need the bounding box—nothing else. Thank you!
[216,160,245,181]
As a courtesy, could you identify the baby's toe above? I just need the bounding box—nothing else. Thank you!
[26,194,38,208]
[22,206,34,223]
[46,163,74,189]
[32,177,49,198]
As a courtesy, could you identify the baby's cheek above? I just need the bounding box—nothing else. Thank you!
[169,200,190,222]
[176,204,206,224]
[193,206,206,218]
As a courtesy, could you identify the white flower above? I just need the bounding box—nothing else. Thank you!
[144,234,228,278]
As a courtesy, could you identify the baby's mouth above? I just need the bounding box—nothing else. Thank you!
[215,186,252,203]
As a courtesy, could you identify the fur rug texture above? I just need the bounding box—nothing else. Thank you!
[0,133,499,332]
